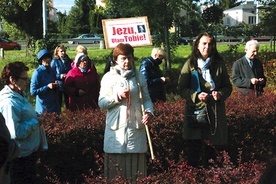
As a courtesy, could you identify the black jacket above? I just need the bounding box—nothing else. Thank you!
[139,57,166,102]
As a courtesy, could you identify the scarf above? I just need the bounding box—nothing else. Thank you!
[60,56,68,64]
[78,67,88,73]
[114,65,135,79]
[197,57,215,90]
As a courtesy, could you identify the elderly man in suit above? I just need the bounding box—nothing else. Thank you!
[232,40,266,96]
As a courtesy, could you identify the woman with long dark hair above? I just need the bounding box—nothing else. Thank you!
[178,32,232,167]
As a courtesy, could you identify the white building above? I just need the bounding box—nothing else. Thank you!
[223,1,257,27]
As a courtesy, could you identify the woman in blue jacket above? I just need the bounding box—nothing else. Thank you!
[30,49,61,114]
[139,47,170,102]
[51,45,72,109]
[0,61,43,183]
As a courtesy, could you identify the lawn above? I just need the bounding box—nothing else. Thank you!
[0,42,272,75]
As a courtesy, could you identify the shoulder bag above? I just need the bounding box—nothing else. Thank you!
[186,69,217,135]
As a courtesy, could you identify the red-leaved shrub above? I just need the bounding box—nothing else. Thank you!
[36,90,275,183]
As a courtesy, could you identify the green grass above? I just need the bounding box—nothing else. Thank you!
[0,43,273,77]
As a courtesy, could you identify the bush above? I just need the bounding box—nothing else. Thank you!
[36,90,276,183]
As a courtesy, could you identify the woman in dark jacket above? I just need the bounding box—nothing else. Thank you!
[178,32,232,167]
[139,47,170,102]
[51,45,72,109]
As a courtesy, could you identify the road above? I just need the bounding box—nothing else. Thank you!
[20,43,102,50]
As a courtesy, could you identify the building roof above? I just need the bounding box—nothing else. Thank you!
[224,1,256,12]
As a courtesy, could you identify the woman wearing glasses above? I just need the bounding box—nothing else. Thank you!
[0,61,43,183]
[64,53,100,111]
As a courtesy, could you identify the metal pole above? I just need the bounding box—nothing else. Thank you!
[42,0,47,38]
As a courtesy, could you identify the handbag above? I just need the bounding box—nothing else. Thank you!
[187,69,209,128]
[187,69,218,135]
[186,104,210,128]
[39,125,48,151]
[186,103,218,135]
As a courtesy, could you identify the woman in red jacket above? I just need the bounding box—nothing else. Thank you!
[64,53,100,111]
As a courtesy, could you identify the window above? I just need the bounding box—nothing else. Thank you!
[248,16,256,24]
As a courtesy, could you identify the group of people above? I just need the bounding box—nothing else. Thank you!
[178,33,266,167]
[99,35,267,181]
[0,32,267,183]
[31,45,100,114]
[0,45,100,183]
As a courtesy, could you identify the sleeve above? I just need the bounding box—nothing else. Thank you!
[98,73,121,110]
[0,114,9,167]
[139,60,163,87]
[0,136,9,167]
[256,59,266,88]
[0,113,20,162]
[63,70,79,96]
[217,63,233,101]
[1,101,39,140]
[139,73,154,114]
[177,61,199,103]
[231,60,252,88]
[51,59,61,80]
[30,70,50,96]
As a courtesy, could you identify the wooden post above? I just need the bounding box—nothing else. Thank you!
[0,48,4,59]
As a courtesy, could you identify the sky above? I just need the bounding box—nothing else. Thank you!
[53,0,252,14]
[54,0,75,14]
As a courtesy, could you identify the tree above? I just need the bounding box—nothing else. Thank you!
[258,1,276,51]
[89,6,106,34]
[1,19,25,40]
[104,0,185,70]
[56,12,68,34]
[217,0,241,9]
[0,0,44,40]
[65,0,95,34]
[201,5,223,35]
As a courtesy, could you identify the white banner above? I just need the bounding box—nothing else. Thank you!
[102,16,152,49]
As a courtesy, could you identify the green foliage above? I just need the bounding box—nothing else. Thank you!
[65,0,96,34]
[104,0,185,69]
[1,19,25,40]
[217,0,242,9]
[259,2,276,36]
[0,31,8,39]
[89,6,106,34]
[56,12,67,34]
[0,0,43,39]
[202,5,223,25]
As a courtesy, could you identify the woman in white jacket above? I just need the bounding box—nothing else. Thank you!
[98,43,154,182]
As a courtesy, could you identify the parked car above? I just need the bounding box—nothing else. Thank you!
[0,38,21,50]
[68,34,102,44]
[178,37,189,45]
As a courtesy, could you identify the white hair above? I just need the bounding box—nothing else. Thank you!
[151,47,166,58]
[245,40,259,50]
